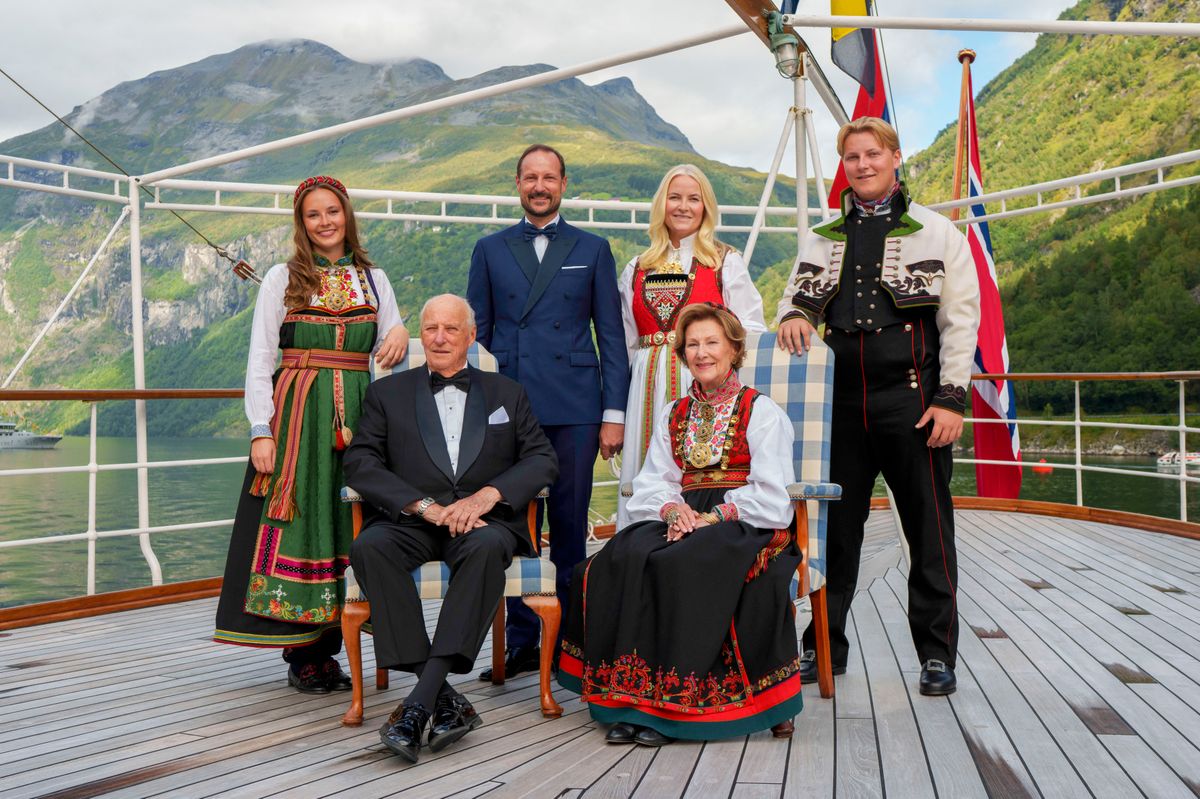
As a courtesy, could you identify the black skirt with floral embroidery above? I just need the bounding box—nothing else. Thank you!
[557,488,803,740]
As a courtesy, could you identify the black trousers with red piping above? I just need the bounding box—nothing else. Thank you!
[801,320,959,669]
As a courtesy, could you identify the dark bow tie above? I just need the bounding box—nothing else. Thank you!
[522,221,558,241]
[431,369,470,394]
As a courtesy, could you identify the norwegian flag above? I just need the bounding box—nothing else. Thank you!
[963,69,1022,498]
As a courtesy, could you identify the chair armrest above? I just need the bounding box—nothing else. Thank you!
[341,486,363,503]
[787,482,842,501]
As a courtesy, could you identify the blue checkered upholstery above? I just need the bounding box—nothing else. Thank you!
[348,340,555,602]
[738,332,837,593]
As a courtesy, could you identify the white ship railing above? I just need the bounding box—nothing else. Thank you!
[2,13,1199,599]
[1,374,1196,599]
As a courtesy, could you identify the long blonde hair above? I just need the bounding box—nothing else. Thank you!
[638,164,725,271]
[283,179,374,310]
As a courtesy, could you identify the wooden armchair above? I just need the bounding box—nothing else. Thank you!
[337,342,562,727]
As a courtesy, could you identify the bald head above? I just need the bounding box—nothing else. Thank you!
[420,294,477,376]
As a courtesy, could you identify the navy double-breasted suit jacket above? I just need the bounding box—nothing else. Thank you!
[467,219,630,427]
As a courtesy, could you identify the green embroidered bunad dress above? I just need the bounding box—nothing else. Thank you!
[215,254,402,648]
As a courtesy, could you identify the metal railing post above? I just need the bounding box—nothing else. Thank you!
[1180,380,1189,522]
[1074,381,1084,506]
[86,403,98,596]
[742,108,797,268]
[127,178,163,585]
[793,65,810,247]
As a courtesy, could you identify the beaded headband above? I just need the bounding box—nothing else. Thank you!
[294,175,348,204]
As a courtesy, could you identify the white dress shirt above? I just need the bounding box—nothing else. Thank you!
[523,214,561,262]
[430,364,469,473]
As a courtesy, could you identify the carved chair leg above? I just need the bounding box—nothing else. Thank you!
[811,586,835,699]
[491,601,506,685]
[521,594,563,718]
[340,601,371,727]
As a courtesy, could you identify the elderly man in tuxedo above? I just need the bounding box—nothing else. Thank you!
[345,294,558,764]
[467,144,629,678]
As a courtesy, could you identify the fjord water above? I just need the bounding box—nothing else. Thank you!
[0,436,1196,607]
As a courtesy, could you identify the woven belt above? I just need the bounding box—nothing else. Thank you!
[280,348,370,370]
[637,330,677,348]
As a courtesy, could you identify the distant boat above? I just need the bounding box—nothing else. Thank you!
[0,420,61,450]
[1156,451,1200,469]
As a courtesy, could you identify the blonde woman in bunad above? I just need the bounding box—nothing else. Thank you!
[559,304,802,746]
[214,175,409,693]
[616,164,766,528]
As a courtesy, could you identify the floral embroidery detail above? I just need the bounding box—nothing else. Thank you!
[582,648,752,713]
[249,423,272,440]
[713,502,739,522]
[248,574,267,596]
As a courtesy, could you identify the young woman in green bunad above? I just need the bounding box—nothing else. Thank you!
[214,176,409,692]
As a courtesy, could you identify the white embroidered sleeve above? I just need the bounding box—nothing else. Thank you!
[244,264,289,436]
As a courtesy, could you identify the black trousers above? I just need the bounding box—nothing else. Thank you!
[350,520,519,674]
[802,321,959,668]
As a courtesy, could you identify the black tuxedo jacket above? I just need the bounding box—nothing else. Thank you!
[344,365,558,556]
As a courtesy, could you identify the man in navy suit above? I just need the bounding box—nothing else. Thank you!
[468,144,630,678]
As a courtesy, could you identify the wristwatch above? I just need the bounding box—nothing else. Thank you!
[415,497,436,518]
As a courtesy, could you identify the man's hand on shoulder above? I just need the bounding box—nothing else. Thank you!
[439,486,503,536]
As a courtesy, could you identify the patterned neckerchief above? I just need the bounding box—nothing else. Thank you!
[851,182,901,217]
[689,369,742,406]
[314,252,354,270]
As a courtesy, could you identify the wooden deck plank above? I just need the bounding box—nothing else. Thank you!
[485,730,640,799]
[834,611,872,720]
[736,730,788,784]
[857,582,936,798]
[1099,734,1200,799]
[833,718,881,799]
[681,739,744,799]
[582,745,658,798]
[879,568,1038,799]
[869,575,988,799]
[631,740,702,799]
[948,540,1200,790]
[729,784,781,798]
[781,688,834,799]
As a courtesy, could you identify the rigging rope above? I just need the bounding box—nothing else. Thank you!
[0,66,257,281]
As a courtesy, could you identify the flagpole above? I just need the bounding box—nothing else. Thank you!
[949,49,975,222]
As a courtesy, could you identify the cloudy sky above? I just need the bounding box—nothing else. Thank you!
[3,1,1075,197]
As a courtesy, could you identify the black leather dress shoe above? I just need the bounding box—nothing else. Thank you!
[287,663,331,694]
[919,660,957,696]
[321,659,353,692]
[798,649,846,683]
[477,645,540,681]
[604,722,638,744]
[633,727,674,747]
[380,703,430,763]
[428,694,483,753]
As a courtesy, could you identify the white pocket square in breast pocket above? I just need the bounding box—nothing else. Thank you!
[488,407,511,425]
[560,265,589,270]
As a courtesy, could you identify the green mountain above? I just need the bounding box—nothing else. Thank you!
[907,0,1200,413]
[0,40,804,436]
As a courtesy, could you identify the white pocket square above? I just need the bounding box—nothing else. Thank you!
[488,407,511,425]
[560,265,589,270]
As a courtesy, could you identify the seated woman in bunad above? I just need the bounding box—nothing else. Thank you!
[214,175,409,693]
[559,303,801,746]
[617,164,766,528]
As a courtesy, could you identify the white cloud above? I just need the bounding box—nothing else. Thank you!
[1,0,1075,181]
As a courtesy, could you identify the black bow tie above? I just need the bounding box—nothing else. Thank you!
[431,369,470,394]
[522,221,558,241]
